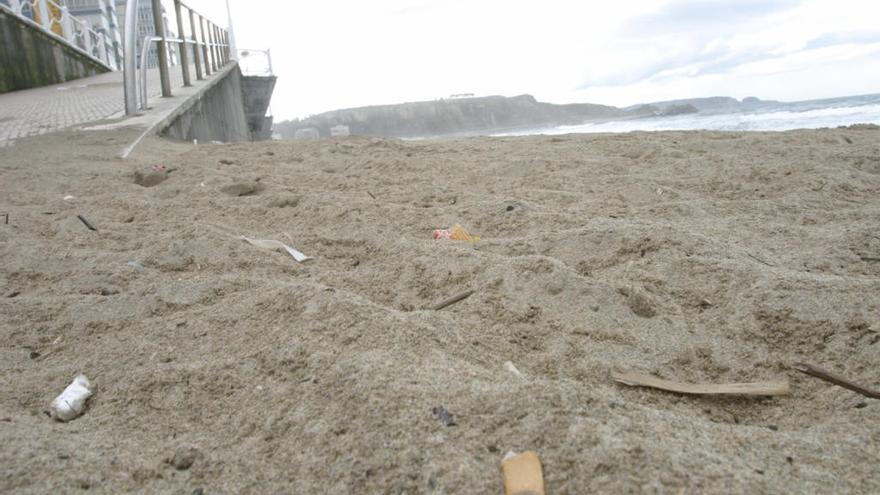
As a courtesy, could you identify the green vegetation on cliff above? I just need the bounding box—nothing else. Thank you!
[274,94,633,139]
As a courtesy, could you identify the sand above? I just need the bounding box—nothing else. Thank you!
[1,126,879,493]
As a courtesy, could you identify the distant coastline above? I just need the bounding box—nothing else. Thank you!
[274,93,880,139]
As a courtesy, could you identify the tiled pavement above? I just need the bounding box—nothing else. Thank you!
[0,67,187,146]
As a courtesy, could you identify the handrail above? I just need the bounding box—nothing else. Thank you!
[123,0,231,115]
[237,48,273,76]
[0,0,119,70]
[139,35,197,110]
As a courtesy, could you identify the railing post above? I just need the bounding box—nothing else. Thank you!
[173,0,190,86]
[188,9,202,80]
[207,23,215,70]
[199,15,211,75]
[83,28,94,57]
[102,34,115,69]
[60,6,74,42]
[106,0,122,68]
[204,21,212,72]
[223,31,230,64]
[139,36,153,109]
[97,34,107,64]
[215,25,223,66]
[36,0,51,31]
[208,22,217,71]
[218,28,229,65]
[150,0,171,97]
[208,23,217,71]
[123,0,139,115]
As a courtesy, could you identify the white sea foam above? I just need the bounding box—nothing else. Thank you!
[495,102,880,136]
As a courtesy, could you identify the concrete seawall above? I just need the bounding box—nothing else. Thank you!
[241,75,276,140]
[161,64,251,143]
[0,8,110,93]
[159,65,277,144]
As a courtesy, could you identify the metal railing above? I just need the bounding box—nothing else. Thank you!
[1,0,121,70]
[237,48,273,76]
[123,0,231,116]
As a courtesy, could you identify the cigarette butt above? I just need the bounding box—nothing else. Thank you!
[501,451,544,495]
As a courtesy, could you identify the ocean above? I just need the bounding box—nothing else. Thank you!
[494,95,880,136]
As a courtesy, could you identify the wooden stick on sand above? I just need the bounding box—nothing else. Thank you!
[430,289,474,310]
[792,363,880,400]
[612,370,790,396]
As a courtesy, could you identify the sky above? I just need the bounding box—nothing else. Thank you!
[182,0,880,121]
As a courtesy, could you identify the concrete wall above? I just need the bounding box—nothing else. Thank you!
[0,8,110,93]
[161,65,250,143]
[240,75,276,141]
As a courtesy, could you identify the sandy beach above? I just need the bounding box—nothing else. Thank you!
[1,126,879,493]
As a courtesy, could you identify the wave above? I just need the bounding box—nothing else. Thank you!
[495,103,880,135]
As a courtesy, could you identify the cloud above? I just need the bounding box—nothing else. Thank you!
[580,45,730,86]
[804,31,880,49]
[622,0,804,34]
[578,0,807,89]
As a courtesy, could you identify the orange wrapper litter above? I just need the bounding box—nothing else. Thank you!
[432,224,480,242]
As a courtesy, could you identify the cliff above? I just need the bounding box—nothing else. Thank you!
[274,94,628,139]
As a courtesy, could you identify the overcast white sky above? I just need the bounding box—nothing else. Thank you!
[184,0,880,121]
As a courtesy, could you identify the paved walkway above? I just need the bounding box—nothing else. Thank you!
[0,67,188,146]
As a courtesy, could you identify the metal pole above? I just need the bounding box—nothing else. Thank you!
[139,36,154,109]
[123,0,139,115]
[266,48,272,74]
[225,0,237,61]
[198,15,210,75]
[151,0,171,97]
[173,0,190,86]
[188,9,202,80]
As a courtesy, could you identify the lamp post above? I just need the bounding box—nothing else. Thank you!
[225,0,237,61]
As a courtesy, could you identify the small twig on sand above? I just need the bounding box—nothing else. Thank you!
[746,252,776,267]
[366,190,376,200]
[3,213,7,225]
[612,370,790,396]
[860,256,880,263]
[792,363,880,400]
[77,215,97,231]
[431,289,475,310]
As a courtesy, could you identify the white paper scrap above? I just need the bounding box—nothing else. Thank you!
[49,374,93,422]
[239,236,312,262]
